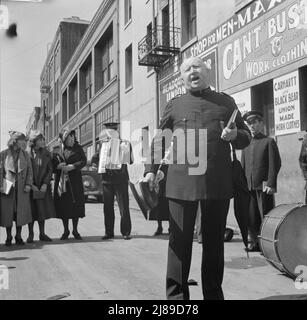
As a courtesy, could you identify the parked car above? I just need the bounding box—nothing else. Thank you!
[81,165,103,203]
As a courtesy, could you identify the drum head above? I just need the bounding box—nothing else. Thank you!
[277,206,307,277]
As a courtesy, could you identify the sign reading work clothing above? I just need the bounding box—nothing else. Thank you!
[274,70,300,135]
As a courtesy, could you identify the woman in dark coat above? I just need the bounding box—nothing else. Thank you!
[27,131,56,243]
[53,129,87,240]
[0,131,33,246]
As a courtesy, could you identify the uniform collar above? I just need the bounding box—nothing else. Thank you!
[252,132,266,139]
[189,87,211,97]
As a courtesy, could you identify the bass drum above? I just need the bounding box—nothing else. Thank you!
[259,204,307,278]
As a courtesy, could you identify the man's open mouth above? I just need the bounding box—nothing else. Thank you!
[191,75,200,81]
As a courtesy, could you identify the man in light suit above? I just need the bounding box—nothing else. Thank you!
[241,111,281,252]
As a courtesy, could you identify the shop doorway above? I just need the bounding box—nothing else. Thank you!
[251,80,274,137]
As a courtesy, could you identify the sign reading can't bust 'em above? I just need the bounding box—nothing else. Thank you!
[274,70,300,135]
[219,0,307,91]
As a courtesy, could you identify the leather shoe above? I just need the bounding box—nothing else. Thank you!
[39,234,52,242]
[154,227,163,236]
[60,232,70,240]
[72,231,83,240]
[123,235,131,240]
[5,237,13,247]
[102,234,114,240]
[246,243,261,252]
[15,237,25,246]
[27,233,34,244]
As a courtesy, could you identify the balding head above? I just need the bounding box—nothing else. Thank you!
[180,57,210,92]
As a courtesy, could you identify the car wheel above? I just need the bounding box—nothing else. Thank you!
[84,195,89,202]
[97,195,103,203]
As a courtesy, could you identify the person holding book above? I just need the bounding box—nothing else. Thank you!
[241,111,281,252]
[143,57,251,300]
[27,131,56,243]
[0,131,33,246]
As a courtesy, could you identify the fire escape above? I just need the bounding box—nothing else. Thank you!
[138,25,181,68]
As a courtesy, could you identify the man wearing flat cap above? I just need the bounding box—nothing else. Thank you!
[91,122,134,240]
[241,110,281,252]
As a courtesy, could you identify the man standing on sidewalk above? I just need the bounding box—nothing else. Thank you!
[91,122,133,240]
[241,111,281,252]
[143,57,250,300]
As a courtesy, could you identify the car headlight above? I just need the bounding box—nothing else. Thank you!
[83,180,90,188]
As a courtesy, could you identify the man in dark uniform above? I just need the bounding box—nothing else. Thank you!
[143,57,251,300]
[91,122,133,240]
[241,111,281,252]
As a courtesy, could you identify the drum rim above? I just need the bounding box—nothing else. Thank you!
[259,203,305,278]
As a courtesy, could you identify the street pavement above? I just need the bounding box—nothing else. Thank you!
[0,194,306,300]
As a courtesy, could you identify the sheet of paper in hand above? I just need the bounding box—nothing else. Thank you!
[1,178,13,195]
[227,109,238,129]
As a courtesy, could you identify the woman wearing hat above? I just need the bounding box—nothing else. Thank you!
[53,129,87,240]
[27,131,56,243]
[0,131,33,246]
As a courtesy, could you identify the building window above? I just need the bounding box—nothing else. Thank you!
[69,77,78,118]
[124,0,132,25]
[85,66,92,102]
[73,86,78,113]
[49,58,54,84]
[80,118,93,145]
[125,44,133,89]
[54,79,60,105]
[54,112,59,137]
[62,90,68,124]
[54,43,60,72]
[95,104,114,138]
[49,89,53,113]
[95,23,114,93]
[182,0,197,45]
[102,36,114,88]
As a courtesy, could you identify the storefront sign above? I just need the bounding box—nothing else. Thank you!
[232,88,252,117]
[235,0,254,13]
[219,0,307,90]
[185,0,286,58]
[274,70,300,135]
[159,50,218,117]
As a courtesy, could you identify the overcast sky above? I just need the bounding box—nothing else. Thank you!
[0,0,102,149]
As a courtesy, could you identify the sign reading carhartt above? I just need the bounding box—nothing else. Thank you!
[219,0,307,90]
[274,70,300,135]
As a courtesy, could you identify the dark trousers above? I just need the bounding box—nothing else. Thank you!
[248,190,274,245]
[166,198,230,300]
[102,183,131,237]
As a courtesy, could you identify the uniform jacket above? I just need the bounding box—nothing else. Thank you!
[241,132,281,191]
[299,134,307,181]
[145,88,251,201]
[52,143,87,219]
[29,147,56,221]
[0,148,33,227]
